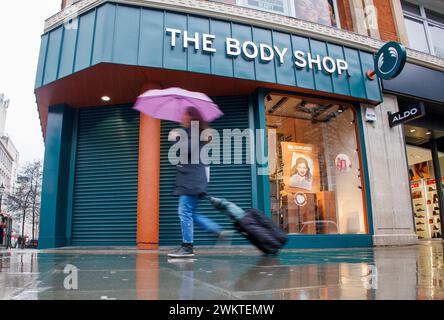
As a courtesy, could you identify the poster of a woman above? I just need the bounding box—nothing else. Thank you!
[289,155,313,191]
[281,142,320,193]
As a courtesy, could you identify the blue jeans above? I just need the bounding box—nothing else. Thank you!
[178,195,222,244]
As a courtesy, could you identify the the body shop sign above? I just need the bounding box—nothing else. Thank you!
[166,28,349,75]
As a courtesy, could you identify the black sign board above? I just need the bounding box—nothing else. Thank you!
[388,103,425,128]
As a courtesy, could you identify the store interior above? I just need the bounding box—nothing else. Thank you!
[406,140,444,239]
[264,93,367,235]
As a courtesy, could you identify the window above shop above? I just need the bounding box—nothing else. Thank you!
[402,0,444,59]
[210,0,341,28]
[61,0,81,10]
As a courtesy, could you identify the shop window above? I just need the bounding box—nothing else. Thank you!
[292,0,338,27]
[404,17,430,53]
[210,0,340,27]
[407,144,442,240]
[402,1,444,58]
[265,93,367,235]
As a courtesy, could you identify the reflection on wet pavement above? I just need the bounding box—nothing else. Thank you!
[0,241,443,300]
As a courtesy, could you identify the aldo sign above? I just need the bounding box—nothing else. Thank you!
[388,103,425,128]
[375,42,407,80]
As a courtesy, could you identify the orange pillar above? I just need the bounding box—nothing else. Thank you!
[136,252,160,299]
[137,82,162,250]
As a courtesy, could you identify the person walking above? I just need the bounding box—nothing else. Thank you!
[168,106,230,258]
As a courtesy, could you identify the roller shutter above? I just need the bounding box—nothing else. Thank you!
[159,96,252,245]
[71,105,140,246]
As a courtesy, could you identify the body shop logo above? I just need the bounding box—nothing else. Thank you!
[375,42,407,80]
[377,47,398,75]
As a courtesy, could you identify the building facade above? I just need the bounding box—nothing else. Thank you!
[0,94,19,194]
[36,0,444,249]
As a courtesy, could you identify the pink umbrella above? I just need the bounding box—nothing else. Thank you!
[133,87,223,123]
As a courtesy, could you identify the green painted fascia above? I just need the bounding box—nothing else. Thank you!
[284,234,373,249]
[35,2,382,104]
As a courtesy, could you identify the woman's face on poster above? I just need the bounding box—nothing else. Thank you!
[297,162,308,177]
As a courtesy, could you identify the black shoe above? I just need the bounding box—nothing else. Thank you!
[416,208,425,212]
[168,244,194,258]
[433,226,440,231]
[417,221,425,225]
[416,215,425,218]
[417,228,425,232]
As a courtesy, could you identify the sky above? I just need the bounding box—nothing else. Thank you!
[0,1,61,165]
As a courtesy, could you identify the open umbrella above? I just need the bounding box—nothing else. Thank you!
[133,87,223,123]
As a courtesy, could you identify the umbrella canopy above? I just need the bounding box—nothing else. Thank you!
[133,87,224,123]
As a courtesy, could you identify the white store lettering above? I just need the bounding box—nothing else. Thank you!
[393,109,418,122]
[165,28,349,75]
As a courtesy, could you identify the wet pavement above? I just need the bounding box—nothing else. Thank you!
[0,241,443,300]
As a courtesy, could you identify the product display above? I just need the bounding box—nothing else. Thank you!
[413,191,423,199]
[410,178,442,240]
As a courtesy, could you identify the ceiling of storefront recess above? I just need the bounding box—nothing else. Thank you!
[406,144,444,166]
[404,124,444,146]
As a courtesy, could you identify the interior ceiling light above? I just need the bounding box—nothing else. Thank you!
[101,96,111,102]
[410,129,416,133]
[426,131,432,135]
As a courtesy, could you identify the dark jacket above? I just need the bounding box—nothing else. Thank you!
[173,127,208,196]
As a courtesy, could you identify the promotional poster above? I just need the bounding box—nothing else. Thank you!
[281,142,320,193]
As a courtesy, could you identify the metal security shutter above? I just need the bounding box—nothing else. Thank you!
[159,96,252,245]
[71,105,140,246]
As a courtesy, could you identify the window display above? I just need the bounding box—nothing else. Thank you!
[407,146,443,240]
[265,93,367,235]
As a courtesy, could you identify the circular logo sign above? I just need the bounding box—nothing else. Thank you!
[294,193,307,207]
[335,154,352,172]
[375,42,407,80]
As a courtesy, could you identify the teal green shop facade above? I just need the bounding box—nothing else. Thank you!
[35,2,382,249]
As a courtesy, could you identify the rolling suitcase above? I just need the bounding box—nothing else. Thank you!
[206,196,288,254]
